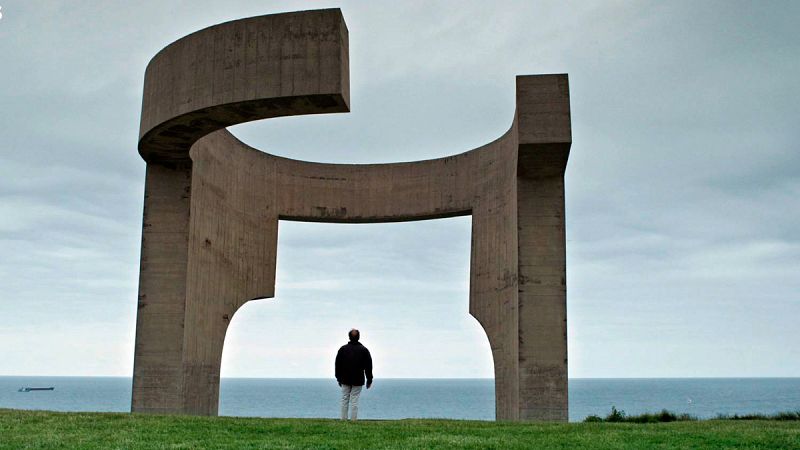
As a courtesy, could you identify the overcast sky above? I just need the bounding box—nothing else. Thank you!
[0,0,798,379]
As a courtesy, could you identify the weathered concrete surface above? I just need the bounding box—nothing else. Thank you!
[132,8,571,421]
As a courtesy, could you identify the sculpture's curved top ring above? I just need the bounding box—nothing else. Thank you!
[138,9,350,162]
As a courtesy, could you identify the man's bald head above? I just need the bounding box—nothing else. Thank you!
[348,329,360,342]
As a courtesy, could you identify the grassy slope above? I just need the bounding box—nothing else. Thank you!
[1,409,799,450]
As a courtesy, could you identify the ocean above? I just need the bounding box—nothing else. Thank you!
[1,377,798,422]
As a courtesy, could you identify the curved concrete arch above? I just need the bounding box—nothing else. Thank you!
[138,9,350,162]
[132,8,571,421]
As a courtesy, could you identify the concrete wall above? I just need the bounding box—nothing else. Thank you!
[132,8,571,421]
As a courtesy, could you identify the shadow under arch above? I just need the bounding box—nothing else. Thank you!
[131,8,570,421]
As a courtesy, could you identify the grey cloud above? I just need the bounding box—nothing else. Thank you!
[0,0,797,377]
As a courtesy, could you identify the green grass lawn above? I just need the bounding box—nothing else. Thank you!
[1,409,799,449]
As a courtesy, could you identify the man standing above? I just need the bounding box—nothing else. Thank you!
[335,329,373,420]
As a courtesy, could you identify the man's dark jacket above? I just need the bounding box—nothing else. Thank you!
[335,341,373,386]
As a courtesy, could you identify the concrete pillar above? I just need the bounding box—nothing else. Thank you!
[517,175,568,420]
[470,206,520,421]
[515,75,571,421]
[131,162,192,414]
[180,134,279,415]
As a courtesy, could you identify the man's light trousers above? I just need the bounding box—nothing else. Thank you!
[340,384,363,420]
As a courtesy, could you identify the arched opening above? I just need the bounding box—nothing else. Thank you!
[219,216,495,419]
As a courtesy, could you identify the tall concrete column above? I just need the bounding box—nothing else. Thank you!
[132,9,349,415]
[131,162,192,414]
[180,133,279,415]
[470,206,520,421]
[515,75,571,421]
[467,128,521,421]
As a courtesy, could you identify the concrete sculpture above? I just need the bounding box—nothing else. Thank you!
[132,8,571,421]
